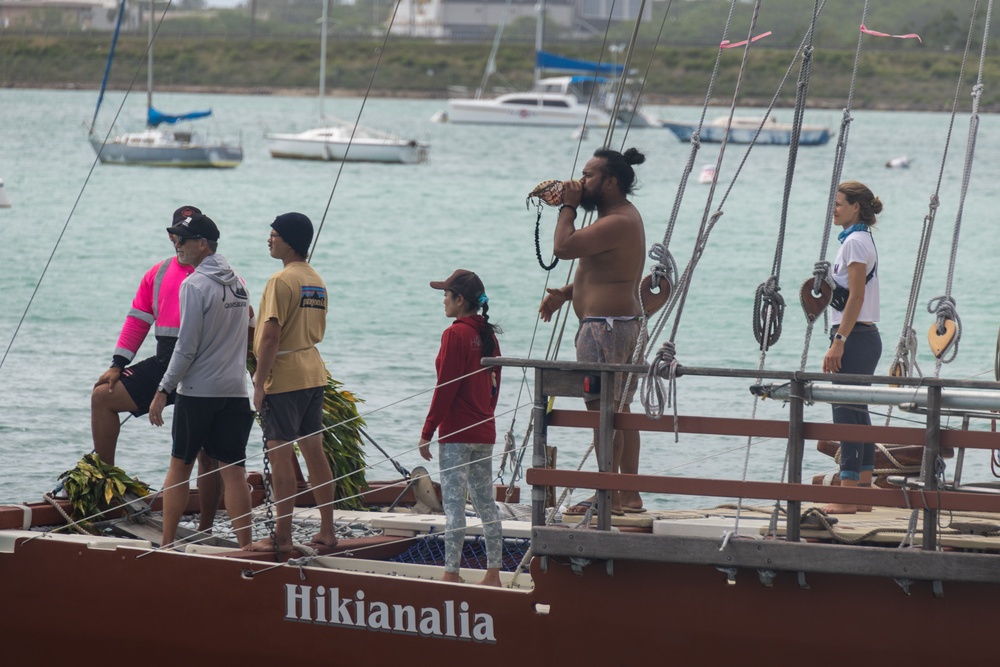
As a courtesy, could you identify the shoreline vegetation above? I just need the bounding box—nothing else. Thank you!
[3,33,999,112]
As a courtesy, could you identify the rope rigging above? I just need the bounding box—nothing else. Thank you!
[796,1,870,373]
[0,0,177,377]
[751,1,822,352]
[642,0,831,426]
[310,0,406,258]
[925,0,994,372]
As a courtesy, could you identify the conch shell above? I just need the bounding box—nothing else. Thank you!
[527,179,570,208]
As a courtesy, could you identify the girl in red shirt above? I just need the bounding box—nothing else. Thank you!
[419,269,503,586]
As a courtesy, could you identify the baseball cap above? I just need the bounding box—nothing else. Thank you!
[166,212,220,241]
[429,269,485,302]
[171,205,202,226]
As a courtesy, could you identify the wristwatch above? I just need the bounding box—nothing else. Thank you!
[156,385,169,395]
[834,333,848,343]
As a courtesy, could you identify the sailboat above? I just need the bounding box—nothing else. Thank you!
[444,0,660,128]
[265,0,429,164]
[88,0,243,169]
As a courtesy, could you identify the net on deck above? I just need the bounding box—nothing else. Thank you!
[391,534,531,572]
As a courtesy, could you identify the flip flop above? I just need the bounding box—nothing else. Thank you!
[621,507,647,514]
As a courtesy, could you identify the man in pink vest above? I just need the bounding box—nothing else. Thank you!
[90,205,221,531]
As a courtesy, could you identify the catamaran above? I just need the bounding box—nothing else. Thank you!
[5,2,1000,665]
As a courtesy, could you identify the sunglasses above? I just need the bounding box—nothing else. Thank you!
[171,234,202,246]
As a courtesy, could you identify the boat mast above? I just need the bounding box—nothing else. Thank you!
[319,0,328,119]
[475,0,513,100]
[147,0,154,123]
[534,0,545,85]
[89,0,127,134]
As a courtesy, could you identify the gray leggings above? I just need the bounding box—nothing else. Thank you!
[438,442,503,574]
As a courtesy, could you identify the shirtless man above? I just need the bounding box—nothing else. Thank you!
[539,147,648,514]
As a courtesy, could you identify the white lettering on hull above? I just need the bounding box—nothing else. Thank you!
[283,585,497,644]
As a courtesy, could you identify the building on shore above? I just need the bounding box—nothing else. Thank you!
[388,0,650,40]
[0,0,137,31]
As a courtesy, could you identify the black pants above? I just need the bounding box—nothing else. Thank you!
[830,324,882,481]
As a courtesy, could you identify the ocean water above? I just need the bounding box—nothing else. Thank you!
[1,88,999,507]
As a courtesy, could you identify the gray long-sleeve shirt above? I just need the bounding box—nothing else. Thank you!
[159,253,251,398]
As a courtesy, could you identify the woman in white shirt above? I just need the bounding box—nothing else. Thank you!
[822,181,883,514]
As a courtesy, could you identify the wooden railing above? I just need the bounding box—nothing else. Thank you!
[486,357,1000,550]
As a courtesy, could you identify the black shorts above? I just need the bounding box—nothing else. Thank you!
[120,356,175,417]
[261,387,324,443]
[171,395,254,465]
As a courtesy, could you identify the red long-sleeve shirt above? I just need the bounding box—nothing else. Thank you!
[421,315,501,444]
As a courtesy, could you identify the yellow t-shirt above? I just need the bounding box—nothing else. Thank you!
[254,261,328,394]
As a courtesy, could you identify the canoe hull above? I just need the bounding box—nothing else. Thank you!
[2,529,996,665]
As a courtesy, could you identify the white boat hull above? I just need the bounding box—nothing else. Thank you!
[447,98,614,128]
[266,128,429,164]
[663,119,831,146]
[89,130,243,168]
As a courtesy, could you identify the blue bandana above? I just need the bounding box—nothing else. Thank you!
[838,223,869,244]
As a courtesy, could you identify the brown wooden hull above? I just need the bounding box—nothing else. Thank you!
[1,531,997,665]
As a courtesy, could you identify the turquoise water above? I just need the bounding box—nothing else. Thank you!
[1,88,998,506]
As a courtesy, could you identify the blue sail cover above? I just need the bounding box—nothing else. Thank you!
[536,51,624,76]
[148,107,213,127]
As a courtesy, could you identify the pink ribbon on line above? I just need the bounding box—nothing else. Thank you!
[860,24,922,44]
[720,31,772,49]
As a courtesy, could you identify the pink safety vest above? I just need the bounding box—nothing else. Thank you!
[114,257,194,363]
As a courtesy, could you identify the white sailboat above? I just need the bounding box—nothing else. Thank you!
[265,0,429,165]
[88,0,243,169]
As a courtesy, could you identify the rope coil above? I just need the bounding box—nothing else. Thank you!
[647,242,678,293]
[753,276,785,350]
[642,340,680,439]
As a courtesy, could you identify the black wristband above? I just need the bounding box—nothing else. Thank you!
[559,204,577,217]
[111,355,129,370]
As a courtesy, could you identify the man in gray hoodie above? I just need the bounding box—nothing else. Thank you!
[149,213,254,549]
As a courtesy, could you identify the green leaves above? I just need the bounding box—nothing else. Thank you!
[57,453,151,523]
[248,357,368,511]
[321,375,367,511]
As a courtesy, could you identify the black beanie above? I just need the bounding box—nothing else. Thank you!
[271,212,314,257]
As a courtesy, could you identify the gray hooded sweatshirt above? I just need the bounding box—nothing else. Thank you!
[159,253,250,398]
